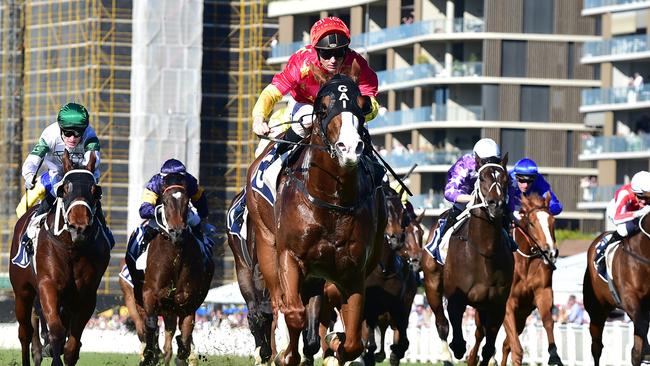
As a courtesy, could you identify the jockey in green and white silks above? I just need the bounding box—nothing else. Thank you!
[18,102,113,248]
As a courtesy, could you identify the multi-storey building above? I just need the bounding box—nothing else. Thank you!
[268,0,601,231]
[578,0,650,230]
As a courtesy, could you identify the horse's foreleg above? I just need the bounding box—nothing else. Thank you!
[176,313,195,365]
[336,288,366,363]
[30,307,43,366]
[480,309,505,366]
[163,315,177,365]
[583,269,609,366]
[447,295,468,361]
[627,301,649,366]
[422,255,450,345]
[468,311,484,366]
[62,294,96,366]
[15,288,36,366]
[39,283,65,365]
[120,278,145,342]
[535,288,563,365]
[301,294,322,366]
[502,299,523,366]
[275,250,304,365]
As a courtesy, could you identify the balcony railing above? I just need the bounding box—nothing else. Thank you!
[581,85,650,106]
[382,150,470,169]
[371,105,483,129]
[270,17,486,59]
[581,134,650,155]
[580,185,619,203]
[582,34,650,58]
[377,62,482,87]
[584,0,650,10]
[410,193,449,210]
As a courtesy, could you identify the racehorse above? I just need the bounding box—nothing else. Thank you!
[471,193,562,365]
[226,189,275,364]
[10,151,110,366]
[245,70,387,365]
[136,172,215,366]
[584,211,650,366]
[364,185,425,366]
[422,156,513,366]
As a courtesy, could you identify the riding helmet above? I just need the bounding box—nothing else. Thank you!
[57,102,89,132]
[513,158,539,177]
[161,159,187,175]
[310,17,351,49]
[631,171,650,193]
[473,138,500,160]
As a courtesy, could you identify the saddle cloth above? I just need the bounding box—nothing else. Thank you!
[251,145,288,206]
[424,215,469,265]
[227,189,248,241]
[593,232,620,282]
[11,212,47,269]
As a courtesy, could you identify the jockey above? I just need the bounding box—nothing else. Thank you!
[18,102,111,249]
[251,17,383,180]
[431,138,515,252]
[508,158,563,221]
[602,171,650,248]
[136,158,212,252]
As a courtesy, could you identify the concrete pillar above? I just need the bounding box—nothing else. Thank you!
[414,0,422,21]
[410,173,422,195]
[597,160,616,185]
[445,1,455,32]
[278,16,294,43]
[385,133,393,152]
[387,0,401,27]
[350,6,363,36]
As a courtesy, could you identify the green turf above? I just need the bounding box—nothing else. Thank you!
[0,349,466,365]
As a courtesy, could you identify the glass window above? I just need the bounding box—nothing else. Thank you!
[500,129,526,162]
[523,0,554,34]
[501,41,526,77]
[482,84,499,121]
[520,85,549,122]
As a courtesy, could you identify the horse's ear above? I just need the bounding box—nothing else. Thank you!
[62,150,73,173]
[416,211,426,224]
[501,152,509,168]
[86,152,96,173]
[474,153,482,167]
[544,191,551,207]
[310,62,329,86]
[316,95,331,119]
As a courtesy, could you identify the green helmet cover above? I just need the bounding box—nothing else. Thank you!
[57,103,89,130]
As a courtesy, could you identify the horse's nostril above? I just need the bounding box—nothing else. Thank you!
[355,141,364,154]
[336,142,346,151]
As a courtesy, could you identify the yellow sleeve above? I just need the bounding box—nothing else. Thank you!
[268,107,291,133]
[364,97,380,122]
[252,84,284,119]
[141,189,158,205]
[191,186,204,202]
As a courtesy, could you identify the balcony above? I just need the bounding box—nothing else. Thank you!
[410,193,450,212]
[269,17,486,61]
[577,185,619,209]
[582,0,650,16]
[580,134,650,160]
[370,105,483,131]
[382,150,470,170]
[580,85,650,113]
[582,34,650,63]
[377,62,483,90]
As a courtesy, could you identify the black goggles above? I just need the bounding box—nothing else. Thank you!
[317,47,347,60]
[516,175,535,184]
[61,129,83,138]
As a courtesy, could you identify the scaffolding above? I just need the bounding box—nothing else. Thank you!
[201,0,277,284]
[0,0,133,294]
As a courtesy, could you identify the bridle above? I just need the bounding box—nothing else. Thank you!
[465,163,507,217]
[47,169,98,236]
[155,184,188,237]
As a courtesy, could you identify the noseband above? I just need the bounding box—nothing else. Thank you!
[155,184,188,237]
[464,163,506,215]
[514,206,557,269]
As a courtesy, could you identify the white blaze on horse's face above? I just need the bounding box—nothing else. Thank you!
[536,211,558,259]
[334,110,364,167]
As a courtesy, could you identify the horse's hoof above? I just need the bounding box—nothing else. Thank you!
[300,355,314,366]
[344,355,365,366]
[374,350,385,362]
[442,362,453,366]
[450,340,466,360]
[41,344,52,358]
[323,356,338,366]
[325,332,346,349]
[389,351,400,366]
[548,354,564,365]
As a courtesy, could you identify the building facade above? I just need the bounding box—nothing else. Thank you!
[268,0,601,231]
[578,0,650,230]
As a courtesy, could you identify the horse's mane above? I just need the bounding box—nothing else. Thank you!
[162,173,186,188]
[521,193,547,212]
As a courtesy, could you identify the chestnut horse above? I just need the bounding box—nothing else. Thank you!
[10,151,110,366]
[471,193,562,365]
[226,189,274,365]
[584,211,650,366]
[246,73,386,365]
[136,172,215,366]
[422,156,513,366]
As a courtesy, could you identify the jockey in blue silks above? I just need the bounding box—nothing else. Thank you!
[508,158,563,221]
[138,159,210,242]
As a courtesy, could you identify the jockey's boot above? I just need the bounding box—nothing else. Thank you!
[20,199,52,254]
[274,128,302,158]
[436,206,462,247]
[502,210,518,251]
[138,225,159,256]
[95,201,115,248]
[597,231,623,258]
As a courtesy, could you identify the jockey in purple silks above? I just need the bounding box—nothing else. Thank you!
[432,138,516,251]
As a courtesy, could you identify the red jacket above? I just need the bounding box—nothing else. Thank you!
[611,184,642,223]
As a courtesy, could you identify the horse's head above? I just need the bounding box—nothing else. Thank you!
[160,173,189,244]
[57,150,100,244]
[519,193,558,263]
[474,153,509,219]
[312,73,368,168]
[401,211,425,273]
